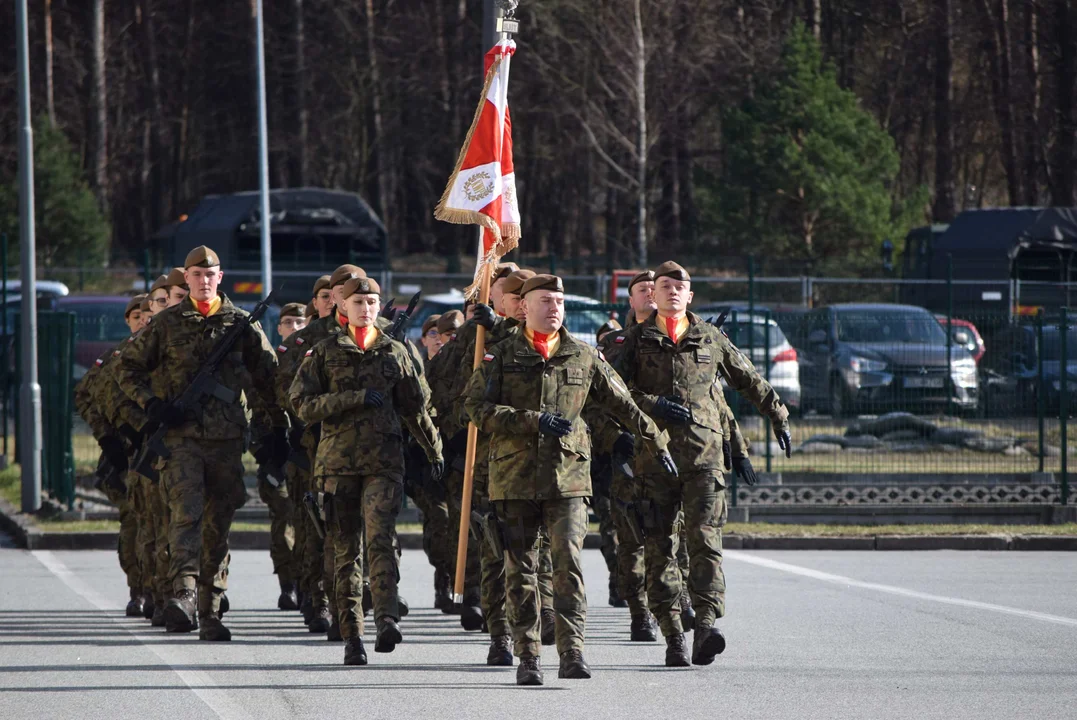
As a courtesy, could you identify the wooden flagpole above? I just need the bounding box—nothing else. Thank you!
[452,243,492,604]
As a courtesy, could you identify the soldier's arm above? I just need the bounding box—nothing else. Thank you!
[462,351,541,434]
[727,410,750,457]
[449,339,479,431]
[242,322,286,441]
[613,330,662,414]
[582,402,623,457]
[589,352,669,457]
[75,356,114,440]
[393,347,443,462]
[116,323,163,410]
[288,348,364,424]
[273,337,302,415]
[714,333,789,425]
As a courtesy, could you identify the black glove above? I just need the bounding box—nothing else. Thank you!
[118,424,142,456]
[659,450,679,477]
[538,412,573,437]
[364,389,385,409]
[448,429,469,455]
[773,419,792,458]
[145,397,184,428]
[429,458,445,483]
[253,432,280,467]
[288,424,305,451]
[613,431,635,459]
[270,427,289,468]
[732,456,759,486]
[98,435,128,472]
[722,440,732,472]
[654,396,691,424]
[472,303,496,331]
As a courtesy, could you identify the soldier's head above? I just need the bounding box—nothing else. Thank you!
[421,315,443,359]
[148,274,170,313]
[500,269,536,322]
[330,264,366,310]
[164,267,189,307]
[437,310,464,346]
[597,317,622,344]
[489,262,520,315]
[278,302,307,340]
[628,270,657,321]
[125,294,147,334]
[312,275,334,318]
[653,262,693,317]
[341,276,381,329]
[521,275,565,335]
[183,246,223,303]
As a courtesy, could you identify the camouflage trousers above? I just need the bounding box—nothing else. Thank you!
[611,468,647,615]
[324,474,401,639]
[445,466,482,604]
[128,473,166,602]
[409,483,455,579]
[152,478,172,603]
[640,470,727,637]
[257,472,296,583]
[499,497,588,658]
[117,485,140,591]
[159,437,248,594]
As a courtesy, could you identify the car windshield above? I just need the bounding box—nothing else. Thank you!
[724,321,788,349]
[68,302,132,342]
[1040,328,1077,360]
[836,310,948,345]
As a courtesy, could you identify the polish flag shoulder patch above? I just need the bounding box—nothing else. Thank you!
[483,353,495,362]
[95,358,105,366]
[277,344,288,353]
[614,336,626,344]
[296,337,305,346]
[305,349,313,357]
[599,350,606,362]
[112,350,122,357]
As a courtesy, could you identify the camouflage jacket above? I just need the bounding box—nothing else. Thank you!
[288,329,442,481]
[425,336,463,438]
[116,293,284,446]
[464,327,668,501]
[74,345,121,441]
[274,315,343,418]
[615,311,787,474]
[97,332,151,434]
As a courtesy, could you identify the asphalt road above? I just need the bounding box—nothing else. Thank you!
[1,541,1075,720]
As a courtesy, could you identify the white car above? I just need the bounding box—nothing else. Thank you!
[718,312,801,411]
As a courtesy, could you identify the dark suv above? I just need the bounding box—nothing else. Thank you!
[797,304,979,416]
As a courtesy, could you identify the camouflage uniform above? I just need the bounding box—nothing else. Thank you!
[289,328,442,639]
[615,311,787,636]
[117,294,283,615]
[464,327,668,660]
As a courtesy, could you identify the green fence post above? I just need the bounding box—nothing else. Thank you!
[1061,307,1069,506]
[143,248,152,292]
[1038,309,1045,473]
[747,255,755,363]
[549,252,557,275]
[729,310,739,422]
[1,233,7,463]
[764,309,772,474]
[946,254,954,417]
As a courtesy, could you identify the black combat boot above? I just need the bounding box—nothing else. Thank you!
[308,606,332,634]
[327,619,342,642]
[374,617,402,653]
[219,593,230,617]
[540,608,556,646]
[151,604,167,627]
[398,595,410,618]
[516,656,543,686]
[142,592,155,620]
[199,615,232,641]
[434,571,454,614]
[680,593,695,632]
[277,580,299,611]
[608,581,627,608]
[630,613,658,642]
[691,625,726,666]
[665,633,691,667]
[344,637,368,666]
[126,589,145,618]
[164,588,197,633]
[301,594,314,625]
[486,635,513,666]
[460,601,485,632]
[558,649,592,679]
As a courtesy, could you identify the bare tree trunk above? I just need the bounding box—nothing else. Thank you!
[89,0,109,211]
[45,0,56,127]
[932,0,956,221]
[365,0,391,232]
[172,0,195,213]
[140,0,166,232]
[633,0,647,267]
[1053,0,1076,205]
[1023,1,1042,204]
[293,0,309,186]
[806,0,822,40]
[978,0,1020,205]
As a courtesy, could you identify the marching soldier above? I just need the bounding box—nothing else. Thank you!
[614,261,791,667]
[117,245,286,641]
[589,318,625,607]
[464,274,677,686]
[289,275,443,666]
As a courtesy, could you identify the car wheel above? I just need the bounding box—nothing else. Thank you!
[829,375,847,419]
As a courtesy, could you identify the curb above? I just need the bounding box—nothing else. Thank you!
[875,535,1011,551]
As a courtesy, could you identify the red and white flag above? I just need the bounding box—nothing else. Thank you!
[434,39,520,296]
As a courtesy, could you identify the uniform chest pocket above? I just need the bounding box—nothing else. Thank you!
[382,358,403,381]
[639,346,662,355]
[695,349,712,364]
[326,357,357,390]
[565,367,585,385]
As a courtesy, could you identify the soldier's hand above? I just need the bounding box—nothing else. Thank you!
[732,456,758,486]
[270,428,289,468]
[98,435,129,473]
[145,397,185,428]
[659,450,679,477]
[288,424,305,451]
[429,457,445,482]
[472,303,496,331]
[363,389,385,409]
[773,418,792,458]
[613,431,635,459]
[722,440,732,471]
[654,396,691,424]
[538,412,573,437]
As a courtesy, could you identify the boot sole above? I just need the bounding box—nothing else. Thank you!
[692,632,726,666]
[309,618,331,633]
[460,609,485,632]
[516,673,544,686]
[199,631,232,642]
[558,667,592,679]
[278,596,300,611]
[631,632,658,642]
[163,603,196,633]
[666,653,691,667]
[375,628,402,653]
[486,653,513,667]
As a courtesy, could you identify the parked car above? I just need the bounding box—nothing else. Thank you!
[56,296,134,380]
[407,289,612,347]
[935,315,986,364]
[979,323,1077,415]
[797,303,979,417]
[2,279,70,305]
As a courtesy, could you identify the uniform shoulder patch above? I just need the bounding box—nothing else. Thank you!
[305,349,313,357]
[95,358,104,366]
[277,344,287,353]
[296,337,305,345]
[614,336,626,344]
[127,335,136,343]
[599,350,606,361]
[483,353,495,362]
[112,350,121,357]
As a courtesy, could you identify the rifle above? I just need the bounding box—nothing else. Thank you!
[302,491,326,540]
[387,291,422,341]
[94,454,127,499]
[132,290,279,482]
[380,297,397,320]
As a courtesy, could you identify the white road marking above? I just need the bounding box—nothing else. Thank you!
[32,550,251,720]
[726,550,1077,628]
